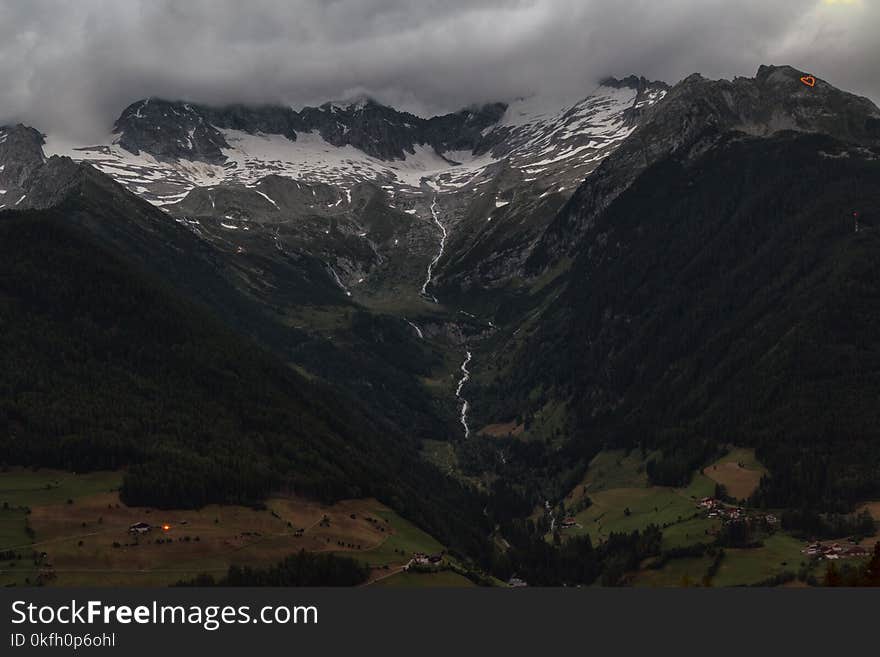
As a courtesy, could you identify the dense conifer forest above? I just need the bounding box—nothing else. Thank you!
[0,210,489,558]
[485,132,880,513]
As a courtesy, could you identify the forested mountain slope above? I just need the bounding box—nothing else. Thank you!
[0,200,488,555]
[489,130,880,511]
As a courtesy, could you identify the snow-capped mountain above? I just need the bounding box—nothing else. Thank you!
[37,76,669,306]
[473,76,667,194]
[44,76,668,208]
[6,63,880,511]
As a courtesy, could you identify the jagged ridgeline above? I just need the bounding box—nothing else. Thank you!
[113,96,507,164]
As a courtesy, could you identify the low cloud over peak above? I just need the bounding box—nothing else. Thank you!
[1,0,877,141]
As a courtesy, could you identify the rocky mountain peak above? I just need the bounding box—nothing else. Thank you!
[532,64,880,268]
[319,93,383,113]
[754,64,809,86]
[109,94,512,166]
[638,64,880,152]
[600,75,670,93]
[0,124,47,193]
[0,122,121,212]
[114,98,230,164]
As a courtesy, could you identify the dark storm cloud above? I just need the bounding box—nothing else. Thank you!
[0,0,877,140]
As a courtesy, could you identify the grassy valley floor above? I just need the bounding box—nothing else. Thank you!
[553,449,877,587]
[0,468,461,587]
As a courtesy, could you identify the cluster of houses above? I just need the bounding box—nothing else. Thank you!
[698,498,745,522]
[801,542,869,561]
[697,498,778,525]
[405,552,444,570]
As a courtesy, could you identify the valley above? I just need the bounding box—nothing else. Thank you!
[2,64,880,587]
[2,457,875,588]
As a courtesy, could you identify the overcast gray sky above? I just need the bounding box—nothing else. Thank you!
[1,0,877,140]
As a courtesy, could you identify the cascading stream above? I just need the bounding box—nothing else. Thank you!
[456,350,472,438]
[420,195,446,304]
[418,190,472,439]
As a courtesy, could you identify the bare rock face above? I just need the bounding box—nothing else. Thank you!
[114,99,230,164]
[112,96,508,164]
[749,65,880,142]
[0,125,47,206]
[531,65,880,270]
[0,124,137,212]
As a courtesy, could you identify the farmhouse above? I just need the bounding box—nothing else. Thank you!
[405,552,444,570]
[129,522,151,535]
[802,542,869,560]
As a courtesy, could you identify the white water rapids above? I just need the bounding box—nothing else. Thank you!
[456,350,472,438]
[420,195,446,303]
[417,191,472,439]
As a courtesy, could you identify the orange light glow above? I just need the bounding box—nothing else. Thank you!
[800,75,816,88]
[162,524,171,531]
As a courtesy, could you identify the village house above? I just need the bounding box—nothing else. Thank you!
[411,552,430,566]
[698,497,719,510]
[801,541,869,560]
[698,498,743,521]
[406,552,444,570]
[129,522,151,535]
[697,498,778,526]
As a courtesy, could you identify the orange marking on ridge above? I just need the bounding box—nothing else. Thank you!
[800,75,816,88]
